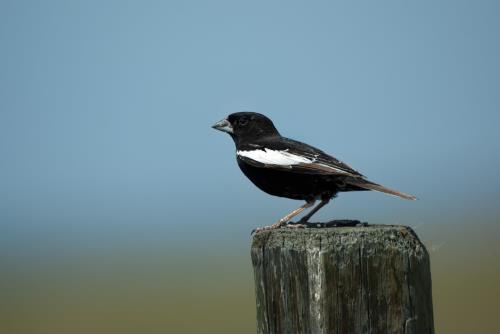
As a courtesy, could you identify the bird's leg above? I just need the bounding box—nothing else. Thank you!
[252,200,315,234]
[295,198,330,225]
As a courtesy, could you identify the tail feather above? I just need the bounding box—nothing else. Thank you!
[348,179,417,200]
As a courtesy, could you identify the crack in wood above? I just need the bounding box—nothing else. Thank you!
[251,225,434,334]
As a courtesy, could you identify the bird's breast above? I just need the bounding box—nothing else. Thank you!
[236,158,340,200]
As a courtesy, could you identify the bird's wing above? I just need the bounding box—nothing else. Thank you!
[237,137,364,177]
[236,137,417,200]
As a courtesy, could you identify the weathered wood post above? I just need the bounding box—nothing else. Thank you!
[251,224,434,334]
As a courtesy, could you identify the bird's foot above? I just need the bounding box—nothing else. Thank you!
[251,225,279,234]
[286,217,310,229]
[251,219,288,234]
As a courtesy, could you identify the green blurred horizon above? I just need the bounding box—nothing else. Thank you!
[2,219,500,334]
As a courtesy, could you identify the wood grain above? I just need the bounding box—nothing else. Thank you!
[251,224,434,334]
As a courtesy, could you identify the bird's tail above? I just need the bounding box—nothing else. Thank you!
[348,179,417,200]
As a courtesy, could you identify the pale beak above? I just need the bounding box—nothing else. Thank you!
[212,118,233,134]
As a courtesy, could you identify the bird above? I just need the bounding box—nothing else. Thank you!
[212,112,416,233]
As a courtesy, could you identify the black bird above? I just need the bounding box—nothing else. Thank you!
[212,112,416,233]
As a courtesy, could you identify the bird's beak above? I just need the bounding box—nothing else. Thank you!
[212,118,233,134]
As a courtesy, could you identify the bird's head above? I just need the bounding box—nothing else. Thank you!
[212,112,280,143]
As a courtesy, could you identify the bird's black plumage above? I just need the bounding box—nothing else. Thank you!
[212,112,416,231]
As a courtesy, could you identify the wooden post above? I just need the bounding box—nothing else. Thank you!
[251,224,434,334]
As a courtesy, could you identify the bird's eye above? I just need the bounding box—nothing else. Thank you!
[239,117,248,126]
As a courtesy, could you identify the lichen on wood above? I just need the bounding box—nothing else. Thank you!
[251,224,434,334]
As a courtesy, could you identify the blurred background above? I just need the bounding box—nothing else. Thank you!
[1,1,499,333]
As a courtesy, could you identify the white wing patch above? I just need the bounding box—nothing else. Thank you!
[237,149,313,165]
[237,148,351,175]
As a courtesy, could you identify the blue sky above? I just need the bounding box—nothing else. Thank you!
[1,0,499,253]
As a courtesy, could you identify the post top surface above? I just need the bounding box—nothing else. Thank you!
[251,224,426,257]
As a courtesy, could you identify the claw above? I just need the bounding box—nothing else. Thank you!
[251,221,285,234]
